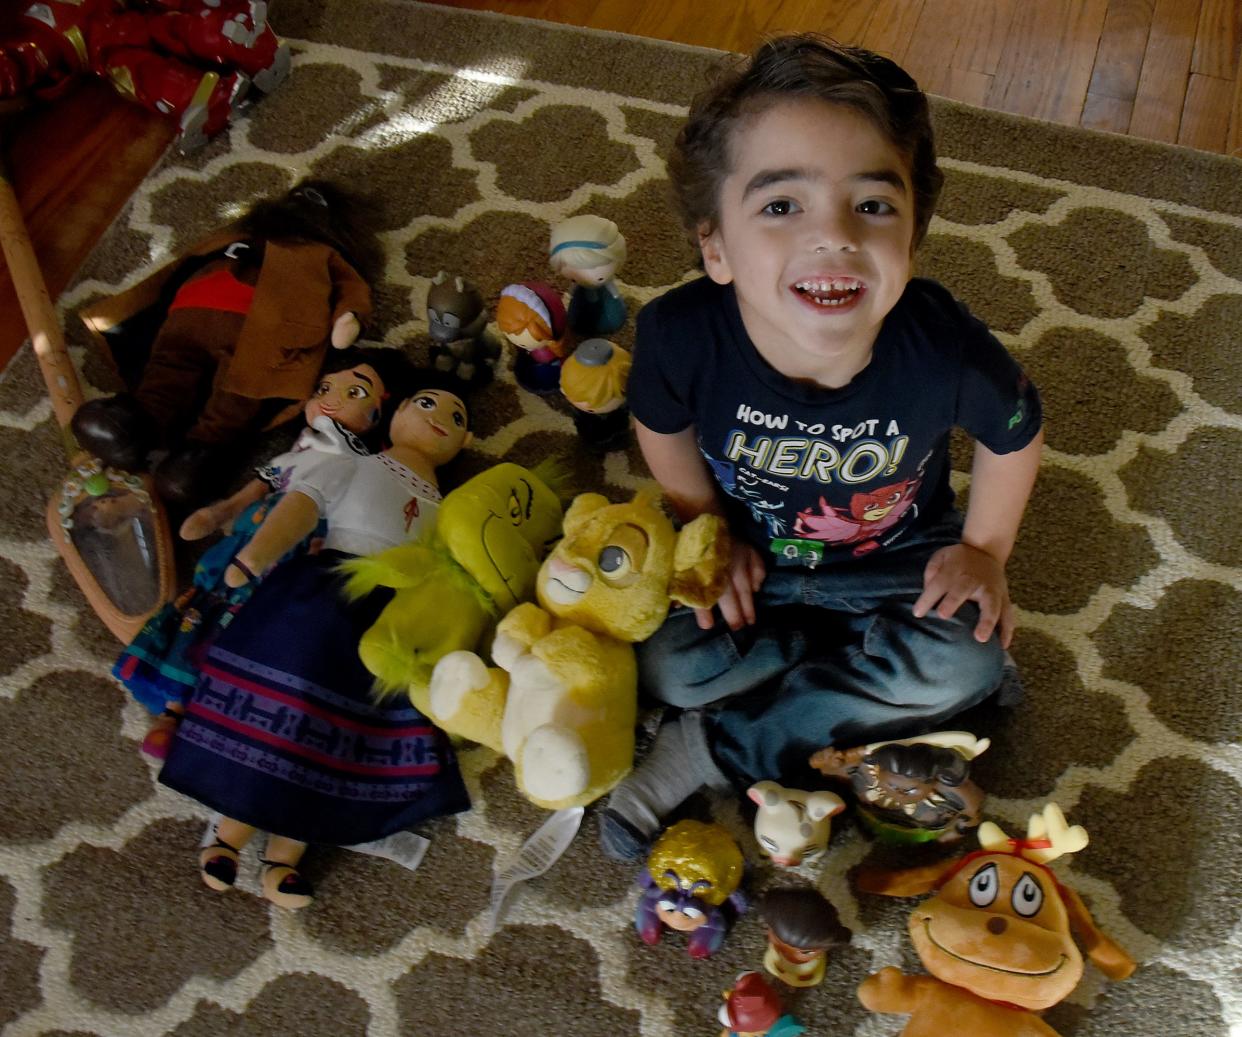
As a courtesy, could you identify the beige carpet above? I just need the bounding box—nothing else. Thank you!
[2,3,1240,1034]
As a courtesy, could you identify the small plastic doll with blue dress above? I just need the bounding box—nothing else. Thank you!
[549,214,628,336]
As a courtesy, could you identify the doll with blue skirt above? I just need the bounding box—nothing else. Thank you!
[115,346,414,759]
[157,371,474,909]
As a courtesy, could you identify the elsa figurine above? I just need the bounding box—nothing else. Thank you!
[549,214,628,336]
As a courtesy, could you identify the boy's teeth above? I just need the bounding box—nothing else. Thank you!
[794,278,862,306]
[796,278,860,291]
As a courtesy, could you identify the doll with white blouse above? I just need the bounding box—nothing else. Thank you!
[159,377,474,909]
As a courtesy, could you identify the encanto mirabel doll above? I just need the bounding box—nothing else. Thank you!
[72,179,374,508]
[559,338,631,450]
[495,281,568,393]
[114,347,413,759]
[548,214,628,336]
[158,373,473,909]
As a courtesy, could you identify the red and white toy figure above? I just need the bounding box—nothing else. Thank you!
[0,0,290,151]
[718,971,806,1037]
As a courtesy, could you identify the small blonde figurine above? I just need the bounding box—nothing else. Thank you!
[559,338,631,449]
[549,215,628,336]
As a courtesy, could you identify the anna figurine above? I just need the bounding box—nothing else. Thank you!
[496,281,568,394]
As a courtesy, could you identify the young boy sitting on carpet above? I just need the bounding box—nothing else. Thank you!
[600,35,1044,860]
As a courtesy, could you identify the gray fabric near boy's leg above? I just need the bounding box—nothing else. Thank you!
[599,710,729,861]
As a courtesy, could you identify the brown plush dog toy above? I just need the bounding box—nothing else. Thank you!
[856,803,1135,1036]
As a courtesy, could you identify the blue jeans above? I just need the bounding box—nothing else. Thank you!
[636,515,1004,788]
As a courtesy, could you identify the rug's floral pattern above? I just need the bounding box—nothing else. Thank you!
[0,5,1239,1035]
[1007,207,1197,318]
[1018,326,1182,455]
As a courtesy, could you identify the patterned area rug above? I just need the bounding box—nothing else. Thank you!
[2,3,1240,1034]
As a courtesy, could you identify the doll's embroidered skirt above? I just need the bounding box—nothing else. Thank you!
[159,551,470,845]
[112,494,318,715]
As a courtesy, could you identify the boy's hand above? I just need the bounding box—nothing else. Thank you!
[698,537,765,630]
[913,543,1014,648]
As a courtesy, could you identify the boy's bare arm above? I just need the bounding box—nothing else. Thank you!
[634,420,765,629]
[913,429,1044,648]
[634,420,720,521]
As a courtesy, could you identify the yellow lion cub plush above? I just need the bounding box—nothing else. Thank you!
[427,489,730,810]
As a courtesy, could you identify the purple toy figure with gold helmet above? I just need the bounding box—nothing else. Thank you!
[718,971,806,1037]
[635,819,747,959]
[496,281,569,393]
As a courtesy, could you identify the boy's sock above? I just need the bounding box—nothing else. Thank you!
[995,650,1025,706]
[599,710,731,861]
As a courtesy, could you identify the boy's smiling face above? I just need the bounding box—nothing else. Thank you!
[699,97,917,387]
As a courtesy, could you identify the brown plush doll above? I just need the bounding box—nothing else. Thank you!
[73,179,374,508]
[855,803,1135,1036]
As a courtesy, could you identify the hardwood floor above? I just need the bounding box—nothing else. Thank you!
[428,0,1241,147]
[1,0,1238,374]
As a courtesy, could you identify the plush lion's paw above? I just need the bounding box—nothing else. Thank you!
[519,725,589,802]
[492,630,527,670]
[428,650,490,721]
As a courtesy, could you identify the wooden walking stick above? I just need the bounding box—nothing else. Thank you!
[0,117,174,641]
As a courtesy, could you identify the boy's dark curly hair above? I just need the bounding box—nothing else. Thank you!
[670,34,944,248]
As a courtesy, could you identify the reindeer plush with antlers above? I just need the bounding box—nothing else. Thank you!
[856,803,1135,1036]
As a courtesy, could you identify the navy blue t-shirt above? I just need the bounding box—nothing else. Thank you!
[629,277,1042,568]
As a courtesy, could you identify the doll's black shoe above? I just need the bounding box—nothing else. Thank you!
[199,839,241,891]
[154,442,228,510]
[70,395,155,472]
[260,859,314,910]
